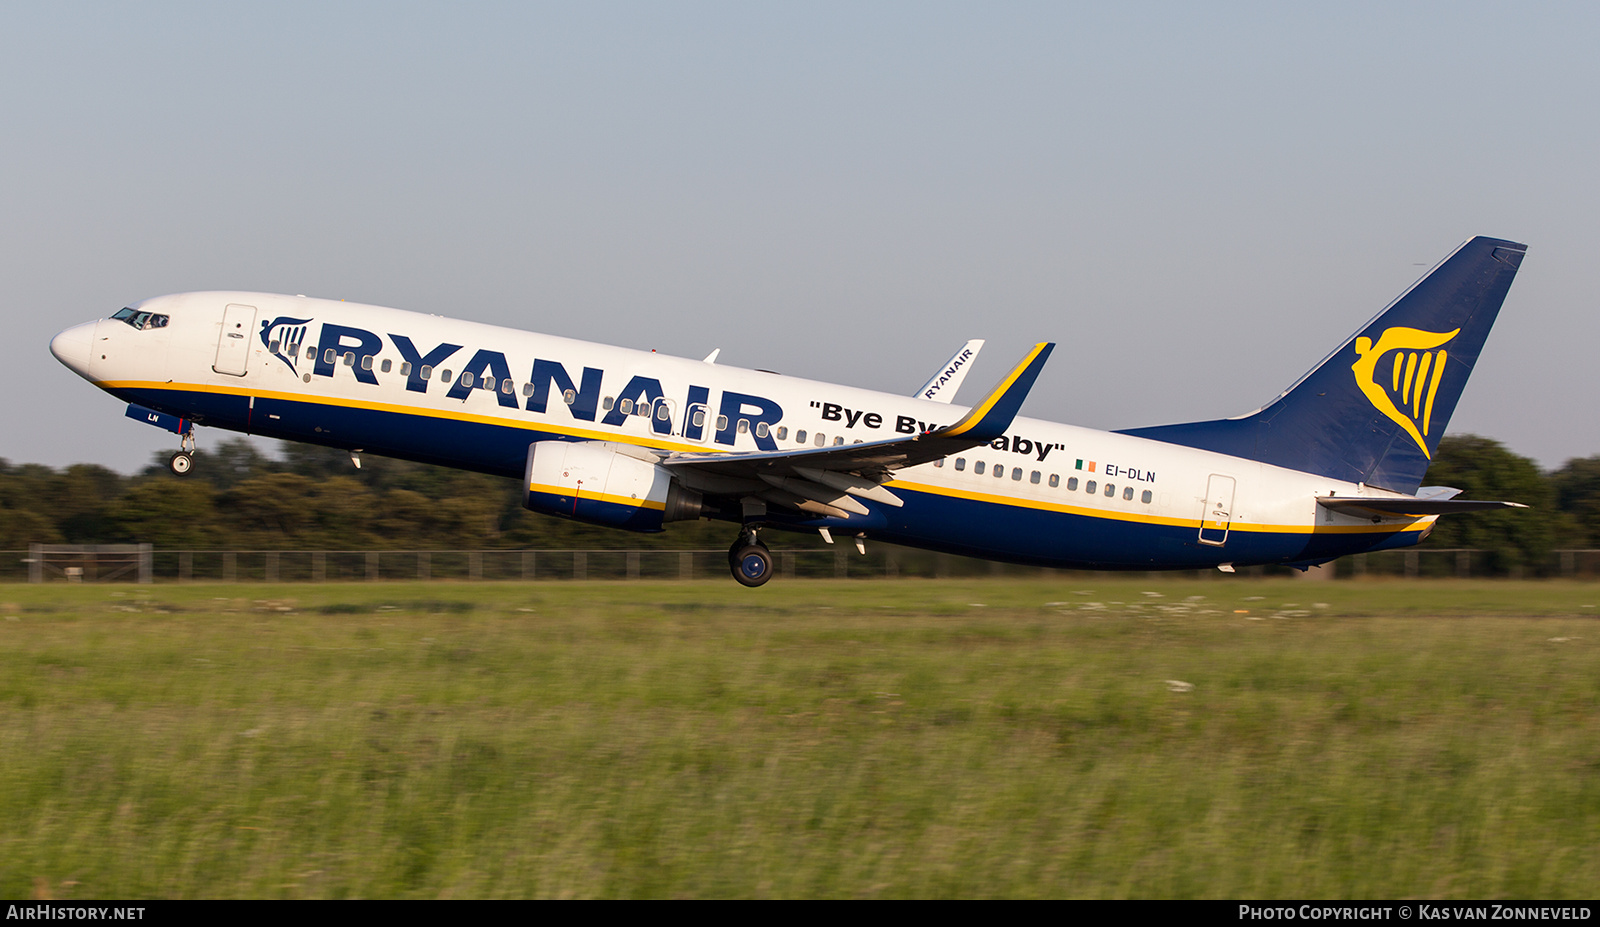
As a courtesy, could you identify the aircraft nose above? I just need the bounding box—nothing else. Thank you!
[50,322,97,378]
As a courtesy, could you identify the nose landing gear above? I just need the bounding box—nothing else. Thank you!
[168,429,197,477]
[728,528,773,587]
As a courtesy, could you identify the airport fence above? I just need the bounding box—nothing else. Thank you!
[9,545,1600,583]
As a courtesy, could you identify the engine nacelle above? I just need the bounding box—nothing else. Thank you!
[523,440,702,532]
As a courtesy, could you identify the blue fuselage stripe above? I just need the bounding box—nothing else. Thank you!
[116,385,1421,570]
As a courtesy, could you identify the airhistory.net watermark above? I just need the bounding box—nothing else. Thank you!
[5,907,145,920]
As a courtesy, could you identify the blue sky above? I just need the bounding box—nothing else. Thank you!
[6,2,1597,472]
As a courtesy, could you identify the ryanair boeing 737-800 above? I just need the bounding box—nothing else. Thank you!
[49,236,1527,586]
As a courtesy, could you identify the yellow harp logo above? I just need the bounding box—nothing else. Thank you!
[1351,326,1459,459]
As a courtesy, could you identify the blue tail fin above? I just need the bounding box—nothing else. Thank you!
[1117,236,1527,493]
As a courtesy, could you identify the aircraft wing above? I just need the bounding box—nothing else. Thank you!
[661,342,1053,518]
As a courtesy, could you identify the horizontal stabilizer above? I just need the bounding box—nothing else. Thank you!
[1317,497,1528,517]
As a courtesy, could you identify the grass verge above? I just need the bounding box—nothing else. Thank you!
[1,578,1596,898]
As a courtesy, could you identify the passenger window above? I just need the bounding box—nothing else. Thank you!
[933,458,944,468]
[776,426,788,440]
[361,355,374,371]
[795,429,806,443]
[343,352,355,367]
[307,346,316,360]
[563,389,576,405]
[1048,474,1059,488]
[1123,486,1134,500]
[1085,480,1096,494]
[756,422,769,438]
[657,403,671,421]
[737,419,749,434]
[1104,483,1115,497]
[1067,477,1078,491]
[324,348,337,364]
[1030,471,1041,484]
[954,458,965,471]
[995,465,1005,478]
[481,375,494,389]
[814,433,825,447]
[501,380,513,394]
[694,409,706,427]
[269,340,280,352]
[1012,468,1023,481]
[420,365,433,380]
[401,362,412,376]
[459,372,473,387]
[1141,490,1153,504]
[717,415,729,431]
[974,461,985,475]
[637,401,651,418]
[522,382,534,397]
[381,359,392,373]
[603,397,615,411]
[834,437,844,446]
[441,369,452,383]
[620,399,633,414]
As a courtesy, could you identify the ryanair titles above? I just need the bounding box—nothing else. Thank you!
[264,319,785,450]
[259,317,1155,482]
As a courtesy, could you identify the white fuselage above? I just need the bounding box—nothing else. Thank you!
[50,291,1433,569]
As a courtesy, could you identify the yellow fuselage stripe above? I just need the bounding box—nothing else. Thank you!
[109,379,1426,537]
[101,378,717,454]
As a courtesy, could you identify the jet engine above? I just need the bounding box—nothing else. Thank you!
[523,440,702,532]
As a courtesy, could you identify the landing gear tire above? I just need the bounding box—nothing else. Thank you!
[168,451,194,476]
[730,543,774,587]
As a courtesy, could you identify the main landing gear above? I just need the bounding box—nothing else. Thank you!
[728,528,773,588]
[168,430,197,477]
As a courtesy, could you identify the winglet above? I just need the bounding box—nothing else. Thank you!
[934,342,1053,442]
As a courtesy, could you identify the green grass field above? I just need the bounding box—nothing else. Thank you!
[1,578,1596,898]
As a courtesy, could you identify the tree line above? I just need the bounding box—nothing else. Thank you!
[2,435,1597,572]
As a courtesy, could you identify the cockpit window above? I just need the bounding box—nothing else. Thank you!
[111,307,169,330]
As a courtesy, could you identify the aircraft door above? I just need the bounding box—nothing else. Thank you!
[213,303,257,376]
[1198,474,1236,546]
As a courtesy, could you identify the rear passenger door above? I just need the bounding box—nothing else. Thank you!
[1198,474,1236,546]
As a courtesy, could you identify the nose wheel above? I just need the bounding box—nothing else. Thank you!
[168,430,197,477]
[728,530,773,587]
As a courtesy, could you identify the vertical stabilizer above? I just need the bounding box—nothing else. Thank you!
[1117,236,1526,493]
